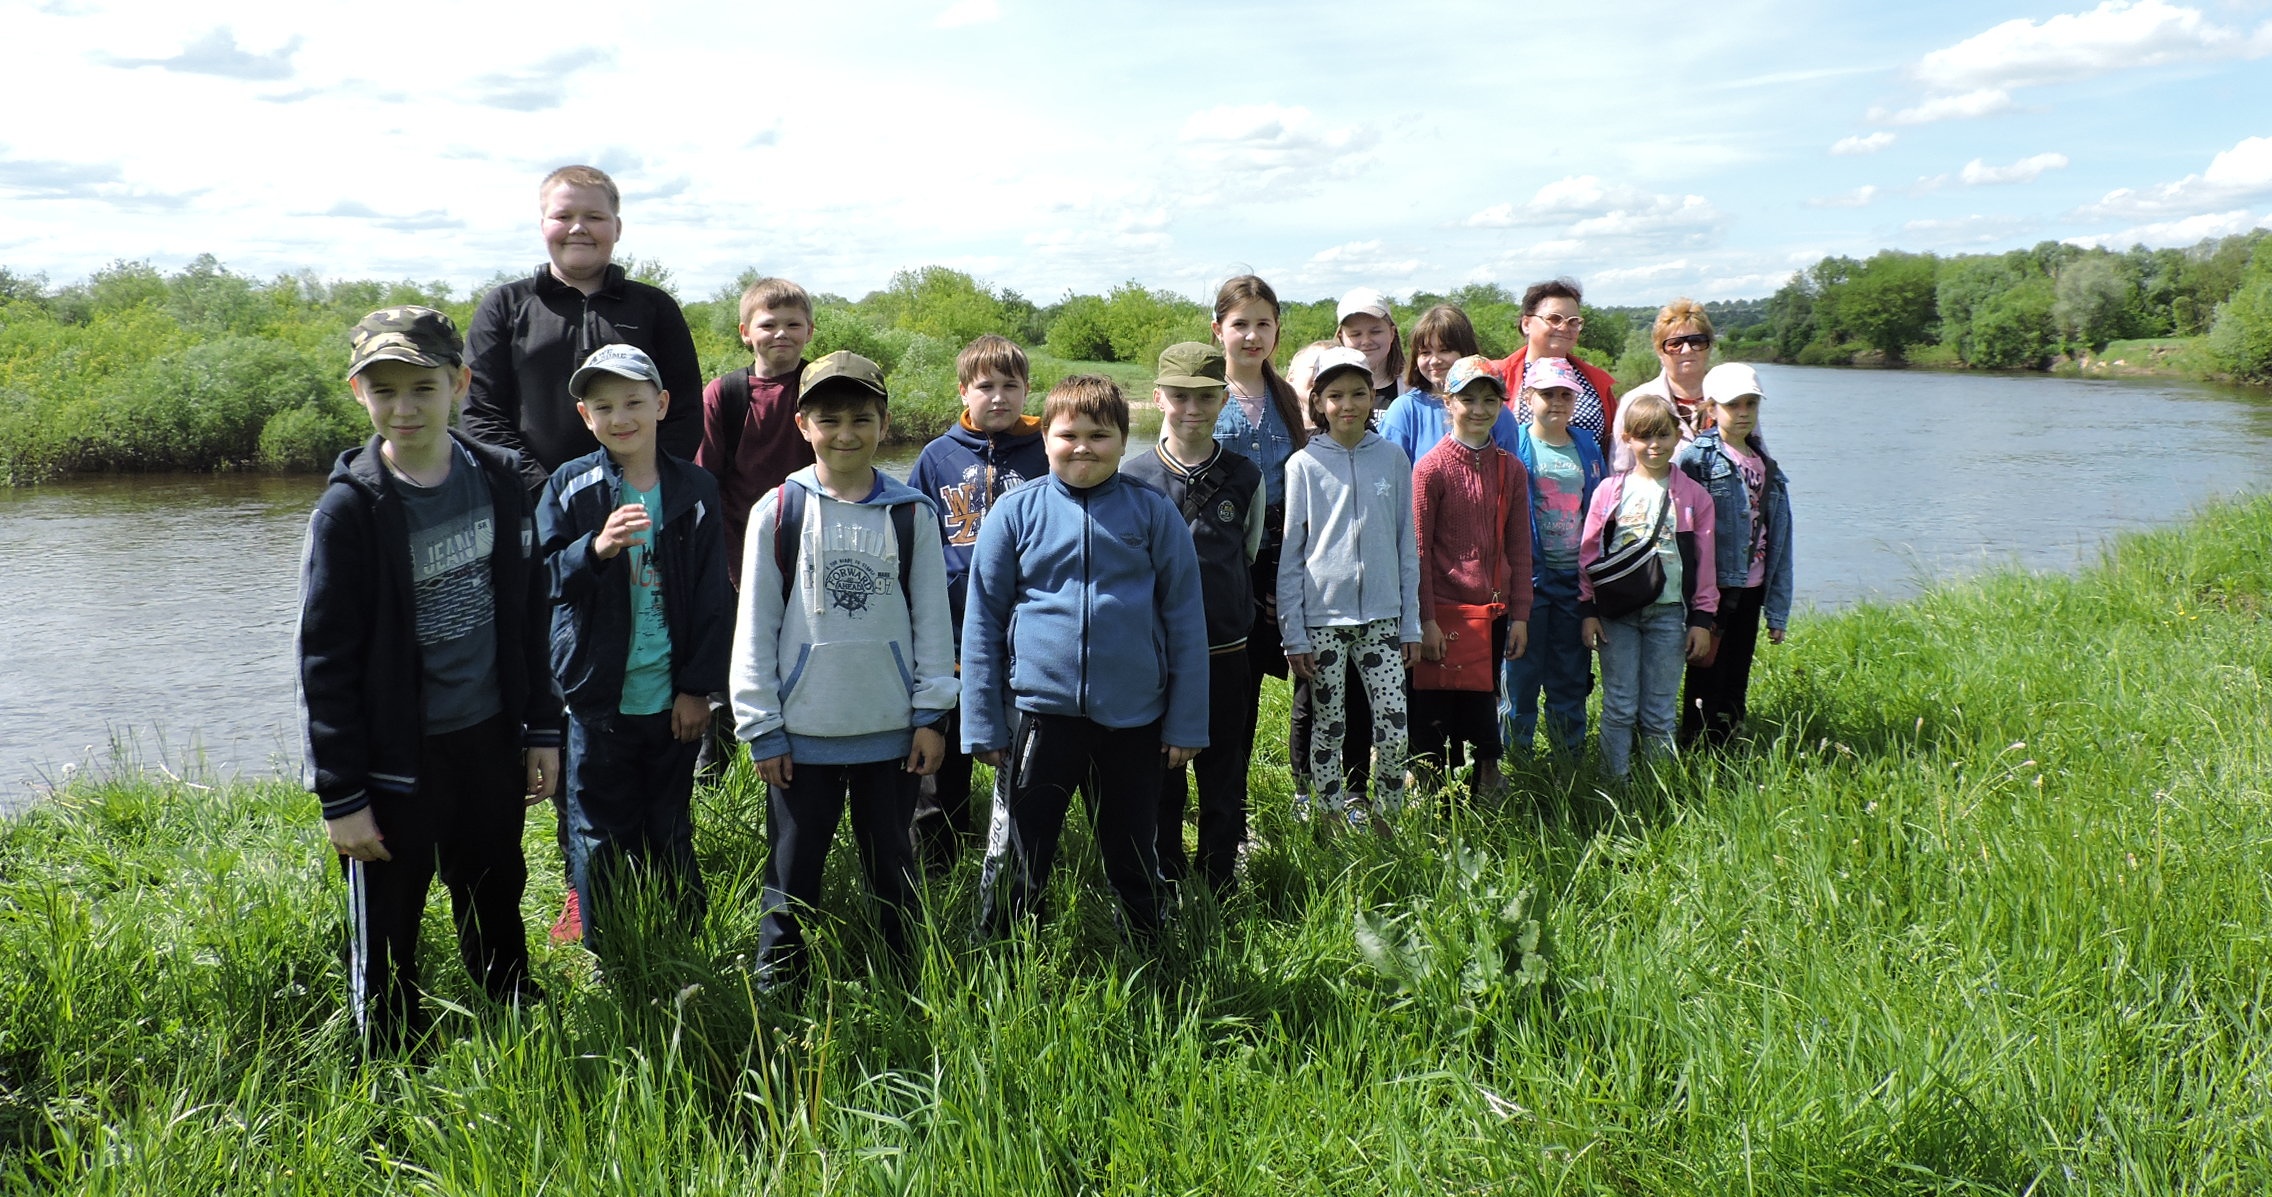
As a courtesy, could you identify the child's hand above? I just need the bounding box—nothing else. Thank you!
[1419,620,1446,662]
[326,808,392,862]
[592,503,652,559]
[1581,618,1604,651]
[907,726,946,776]
[1400,640,1422,668]
[524,747,560,804]
[1164,744,1201,768]
[670,692,709,742]
[1685,627,1713,662]
[1285,651,1317,681]
[1505,620,1529,660]
[755,753,794,787]
[1768,627,1787,645]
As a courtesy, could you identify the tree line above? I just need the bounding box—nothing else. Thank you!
[1727,231,2272,379]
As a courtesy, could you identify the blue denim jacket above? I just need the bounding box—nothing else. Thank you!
[1215,393,1298,508]
[1674,429,1794,631]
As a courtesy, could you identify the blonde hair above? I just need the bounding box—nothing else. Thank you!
[1651,298,1715,351]
[538,165,619,212]
[956,334,1030,388]
[1619,393,1680,441]
[738,277,813,327]
[1042,374,1129,435]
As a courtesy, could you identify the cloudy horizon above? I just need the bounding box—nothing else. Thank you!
[6,0,2271,306]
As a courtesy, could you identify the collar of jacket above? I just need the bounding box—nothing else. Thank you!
[530,262,628,300]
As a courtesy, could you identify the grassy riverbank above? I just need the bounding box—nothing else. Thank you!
[5,497,2272,1193]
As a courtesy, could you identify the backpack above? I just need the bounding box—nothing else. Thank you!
[711,367,755,465]
[771,481,918,607]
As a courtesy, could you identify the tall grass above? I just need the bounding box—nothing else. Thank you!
[5,498,2271,1193]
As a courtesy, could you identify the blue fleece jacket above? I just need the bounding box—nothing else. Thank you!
[905,413,1048,641]
[959,471,1211,754]
[1379,388,1522,465]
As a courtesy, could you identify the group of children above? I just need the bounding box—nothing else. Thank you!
[297,168,1795,1049]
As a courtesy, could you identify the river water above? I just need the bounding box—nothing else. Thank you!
[5,364,2270,805]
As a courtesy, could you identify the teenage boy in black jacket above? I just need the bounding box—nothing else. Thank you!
[298,307,563,1053]
[1120,343,1265,895]
[537,345,732,959]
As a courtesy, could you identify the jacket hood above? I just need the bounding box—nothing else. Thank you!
[784,464,929,508]
[949,412,1046,449]
[1307,430,1387,457]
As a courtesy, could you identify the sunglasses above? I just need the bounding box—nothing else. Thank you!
[1662,334,1712,353]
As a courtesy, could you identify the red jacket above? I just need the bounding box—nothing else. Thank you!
[1496,346,1620,460]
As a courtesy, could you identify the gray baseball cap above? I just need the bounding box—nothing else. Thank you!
[568,343,664,399]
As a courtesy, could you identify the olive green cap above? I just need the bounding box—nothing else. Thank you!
[1154,341,1227,390]
[796,350,889,406]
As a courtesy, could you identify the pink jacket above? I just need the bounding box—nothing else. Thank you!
[1576,469,1719,629]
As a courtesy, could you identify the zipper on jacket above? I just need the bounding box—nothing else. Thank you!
[1078,485,1091,715]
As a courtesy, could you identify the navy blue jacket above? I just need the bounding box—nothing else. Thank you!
[538,448,733,719]
[297,432,564,821]
[905,413,1049,641]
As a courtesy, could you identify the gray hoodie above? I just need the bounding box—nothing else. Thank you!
[1275,431,1421,654]
[730,467,959,764]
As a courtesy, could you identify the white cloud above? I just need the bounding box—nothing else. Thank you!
[1875,2,2272,127]
[1900,214,2035,245]
[1961,152,2069,185]
[1916,0,2267,93]
[1831,132,1896,156]
[2079,134,2272,217]
[1807,185,1879,209]
[932,0,1001,29]
[1870,87,2013,126]
[1177,104,1374,190]
[1302,240,1420,281]
[2063,208,2269,248]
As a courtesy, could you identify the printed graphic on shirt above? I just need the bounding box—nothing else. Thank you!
[825,558,891,612]
[1532,443,1586,569]
[1215,498,1238,525]
[409,508,495,646]
[938,463,1035,546]
[1726,444,1769,584]
[1373,477,1392,499]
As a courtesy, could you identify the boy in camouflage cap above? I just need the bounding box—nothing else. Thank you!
[299,306,564,1052]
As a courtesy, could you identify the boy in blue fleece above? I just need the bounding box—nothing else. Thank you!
[537,345,732,959]
[731,351,957,986]
[298,307,562,1052]
[962,375,1210,938]
[904,334,1046,873]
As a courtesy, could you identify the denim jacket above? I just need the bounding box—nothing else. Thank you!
[1674,429,1794,631]
[1214,393,1299,509]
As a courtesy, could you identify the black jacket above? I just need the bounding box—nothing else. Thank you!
[1121,445,1265,650]
[297,432,564,820]
[462,264,705,494]
[538,448,733,719]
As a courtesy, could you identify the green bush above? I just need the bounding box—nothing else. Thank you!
[2206,242,2272,382]
[1043,294,1114,361]
[1971,279,2058,370]
[256,399,365,473]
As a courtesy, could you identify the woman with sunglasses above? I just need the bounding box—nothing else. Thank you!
[1494,277,1621,460]
[1612,299,1719,465]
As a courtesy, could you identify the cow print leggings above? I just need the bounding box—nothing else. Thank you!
[1305,618,1409,818]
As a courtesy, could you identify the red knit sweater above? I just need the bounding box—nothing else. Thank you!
[1413,436,1535,621]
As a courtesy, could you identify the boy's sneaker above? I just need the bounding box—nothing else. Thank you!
[1342,803,1369,832]
[1292,792,1314,822]
[550,889,583,945]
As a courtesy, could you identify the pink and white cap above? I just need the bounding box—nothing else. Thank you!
[1522,356,1586,393]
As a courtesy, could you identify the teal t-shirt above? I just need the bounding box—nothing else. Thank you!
[1531,438,1587,572]
[619,479,673,715]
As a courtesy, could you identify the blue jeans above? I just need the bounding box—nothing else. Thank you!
[1597,601,1687,778]
[566,712,705,953]
[1502,569,1591,753]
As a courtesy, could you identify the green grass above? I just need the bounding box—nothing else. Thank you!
[6,497,2272,1192]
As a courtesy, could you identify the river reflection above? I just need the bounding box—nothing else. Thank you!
[4,365,2269,803]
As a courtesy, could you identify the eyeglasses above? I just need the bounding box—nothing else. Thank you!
[1528,313,1584,332]
[1662,334,1712,353]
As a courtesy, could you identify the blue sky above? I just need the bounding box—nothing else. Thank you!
[5,0,2270,306]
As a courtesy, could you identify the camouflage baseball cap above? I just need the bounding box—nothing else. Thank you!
[1154,342,1227,390]
[346,306,463,379]
[568,343,664,399]
[1444,355,1504,396]
[797,350,889,406]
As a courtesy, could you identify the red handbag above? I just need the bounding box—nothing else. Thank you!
[1414,602,1502,691]
[1412,455,1510,693]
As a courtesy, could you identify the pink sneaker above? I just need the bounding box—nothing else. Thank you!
[549,888,583,945]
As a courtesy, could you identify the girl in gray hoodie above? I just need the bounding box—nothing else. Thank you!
[1276,349,1422,828]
